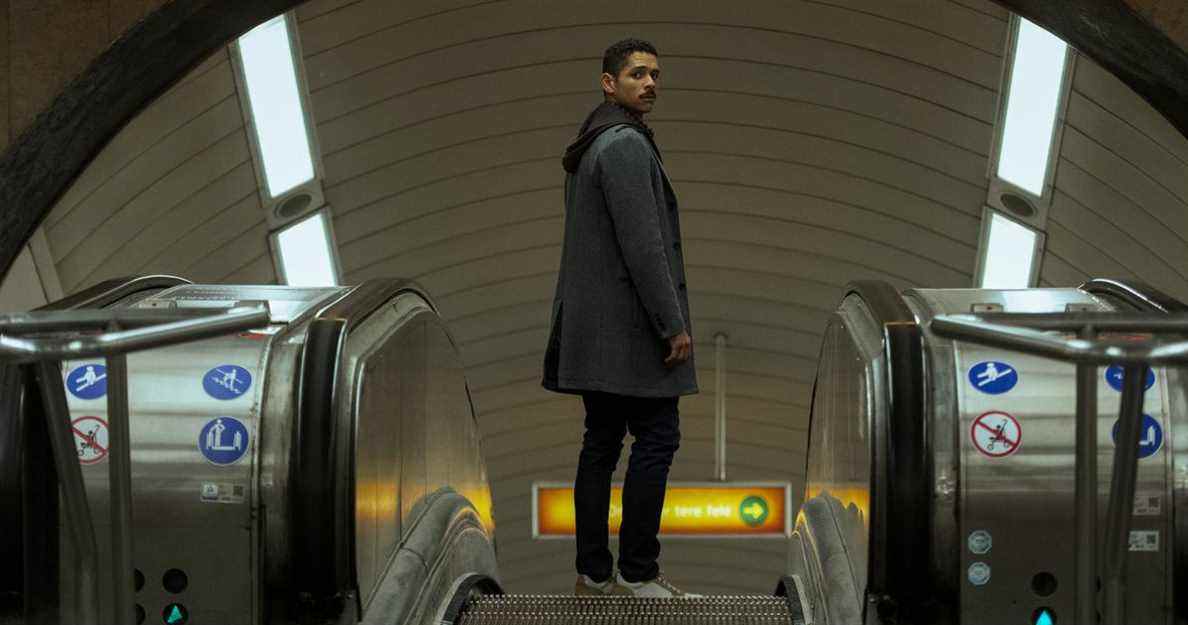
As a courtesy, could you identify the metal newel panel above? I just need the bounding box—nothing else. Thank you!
[34,361,101,625]
[105,353,136,625]
[1074,327,1098,625]
[1102,363,1149,625]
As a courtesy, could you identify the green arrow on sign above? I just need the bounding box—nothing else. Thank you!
[739,495,769,527]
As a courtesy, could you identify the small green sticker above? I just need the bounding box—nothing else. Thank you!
[739,495,769,527]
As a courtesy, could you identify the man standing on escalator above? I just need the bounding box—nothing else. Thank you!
[541,38,699,598]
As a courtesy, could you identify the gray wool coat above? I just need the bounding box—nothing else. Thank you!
[541,124,699,398]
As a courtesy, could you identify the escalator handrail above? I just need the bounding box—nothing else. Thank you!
[773,576,810,625]
[844,280,914,325]
[1079,278,1188,313]
[439,573,504,625]
[35,275,190,312]
[290,278,441,617]
[842,281,931,620]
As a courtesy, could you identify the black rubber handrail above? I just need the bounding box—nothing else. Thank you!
[773,576,809,625]
[440,574,504,624]
[842,281,933,623]
[289,278,438,619]
[36,275,189,312]
[1080,278,1188,313]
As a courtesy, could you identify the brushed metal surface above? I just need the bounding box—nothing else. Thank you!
[56,284,349,625]
[800,285,1182,624]
[45,281,495,624]
[61,332,271,625]
[795,294,883,623]
[909,287,1176,625]
[338,291,494,612]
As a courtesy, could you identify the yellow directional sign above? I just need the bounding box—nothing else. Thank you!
[533,482,791,538]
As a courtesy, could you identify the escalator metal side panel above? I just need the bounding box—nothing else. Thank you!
[904,288,1112,625]
[2,275,187,623]
[841,282,935,623]
[905,287,1180,625]
[361,490,497,625]
[799,280,917,624]
[266,281,497,624]
[348,293,498,611]
[1079,278,1188,625]
[1081,278,1188,620]
[904,287,1106,318]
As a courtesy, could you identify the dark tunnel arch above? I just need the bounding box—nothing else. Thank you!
[2,0,1188,281]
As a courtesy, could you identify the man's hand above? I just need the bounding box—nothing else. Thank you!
[664,331,692,368]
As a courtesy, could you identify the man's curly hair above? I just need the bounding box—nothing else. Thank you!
[602,38,659,78]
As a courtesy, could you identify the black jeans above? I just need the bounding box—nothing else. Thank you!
[574,391,680,583]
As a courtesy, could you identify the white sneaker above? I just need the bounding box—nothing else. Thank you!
[615,571,701,598]
[575,574,630,596]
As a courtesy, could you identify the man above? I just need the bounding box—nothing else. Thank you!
[541,38,698,598]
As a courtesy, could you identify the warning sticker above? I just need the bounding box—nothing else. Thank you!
[200,482,246,504]
[968,361,1017,395]
[1128,530,1159,552]
[970,411,1022,458]
[66,364,108,400]
[1134,492,1162,516]
[198,416,250,466]
[72,416,109,465]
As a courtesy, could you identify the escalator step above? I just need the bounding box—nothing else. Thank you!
[457,595,794,624]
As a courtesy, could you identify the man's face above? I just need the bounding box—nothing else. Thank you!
[602,52,660,115]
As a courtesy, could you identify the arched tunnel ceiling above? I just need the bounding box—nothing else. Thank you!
[6,0,1188,277]
[4,0,1188,595]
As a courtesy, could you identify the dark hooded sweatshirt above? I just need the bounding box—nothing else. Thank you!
[562,101,662,173]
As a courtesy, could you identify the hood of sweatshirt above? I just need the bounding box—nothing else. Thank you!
[561,101,661,173]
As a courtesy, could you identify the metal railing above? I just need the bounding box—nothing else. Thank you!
[0,303,270,625]
[931,312,1188,625]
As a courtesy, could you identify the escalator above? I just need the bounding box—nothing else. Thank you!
[3,276,1185,624]
[791,279,1187,625]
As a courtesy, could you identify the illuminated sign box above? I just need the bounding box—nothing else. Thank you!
[532,481,792,539]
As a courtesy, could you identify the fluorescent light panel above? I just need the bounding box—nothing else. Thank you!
[996,18,1068,196]
[979,212,1038,288]
[276,212,338,286]
[238,15,314,197]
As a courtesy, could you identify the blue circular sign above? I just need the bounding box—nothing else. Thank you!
[1105,365,1155,392]
[66,364,108,400]
[1111,414,1163,459]
[198,417,250,465]
[202,365,252,400]
[968,361,1017,394]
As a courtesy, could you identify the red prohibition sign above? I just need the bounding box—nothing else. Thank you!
[970,411,1022,458]
[71,416,109,465]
